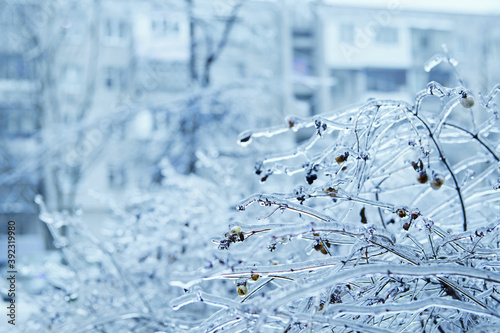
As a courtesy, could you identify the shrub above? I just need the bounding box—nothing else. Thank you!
[172,56,500,332]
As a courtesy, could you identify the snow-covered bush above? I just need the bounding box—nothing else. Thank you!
[21,168,240,332]
[20,56,500,333]
[170,56,500,332]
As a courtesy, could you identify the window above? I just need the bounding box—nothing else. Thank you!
[0,108,37,136]
[0,4,22,30]
[375,27,398,44]
[0,53,33,80]
[293,47,313,76]
[293,29,312,38]
[339,24,354,43]
[62,65,82,93]
[104,67,127,90]
[365,69,406,92]
[102,18,128,43]
[151,15,180,38]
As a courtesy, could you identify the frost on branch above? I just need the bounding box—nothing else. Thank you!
[183,59,500,332]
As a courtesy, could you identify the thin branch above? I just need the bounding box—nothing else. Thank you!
[407,108,468,231]
[443,122,499,161]
[201,1,243,87]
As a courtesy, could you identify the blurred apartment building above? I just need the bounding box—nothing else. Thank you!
[0,0,286,245]
[0,1,41,235]
[291,0,500,114]
[0,0,499,247]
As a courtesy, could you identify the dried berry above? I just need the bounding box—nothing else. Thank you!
[230,226,242,234]
[430,174,444,190]
[230,226,244,242]
[417,171,428,184]
[396,209,407,218]
[330,292,342,304]
[314,241,328,255]
[237,283,248,296]
[250,273,260,281]
[335,152,349,164]
[460,94,475,108]
[306,174,317,185]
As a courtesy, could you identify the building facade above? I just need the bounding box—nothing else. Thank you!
[1,0,499,248]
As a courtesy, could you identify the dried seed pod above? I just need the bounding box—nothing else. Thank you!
[410,211,420,220]
[360,207,367,224]
[411,159,424,172]
[239,135,251,143]
[430,174,444,190]
[460,94,475,108]
[403,222,411,231]
[396,209,407,218]
[288,119,295,128]
[417,170,428,184]
[237,283,248,296]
